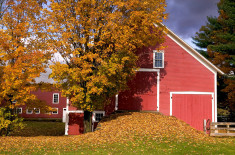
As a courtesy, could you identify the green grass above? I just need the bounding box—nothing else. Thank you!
[9,121,65,136]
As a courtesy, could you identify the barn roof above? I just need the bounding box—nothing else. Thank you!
[154,23,225,75]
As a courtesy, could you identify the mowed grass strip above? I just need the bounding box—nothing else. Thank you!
[9,121,65,137]
[1,112,235,154]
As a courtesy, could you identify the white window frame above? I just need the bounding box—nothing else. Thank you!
[92,111,105,122]
[16,107,22,114]
[53,93,59,104]
[34,108,40,114]
[52,108,58,114]
[153,50,164,68]
[26,109,33,114]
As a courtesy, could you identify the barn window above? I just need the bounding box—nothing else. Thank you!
[153,50,164,68]
[53,93,59,104]
[34,108,40,114]
[52,108,58,114]
[26,109,33,114]
[16,107,22,114]
[92,111,105,122]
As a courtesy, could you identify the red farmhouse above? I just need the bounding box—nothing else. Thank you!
[65,26,224,135]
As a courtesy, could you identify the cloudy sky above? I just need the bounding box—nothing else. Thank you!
[163,0,220,48]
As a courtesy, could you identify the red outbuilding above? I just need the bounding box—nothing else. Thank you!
[65,25,224,134]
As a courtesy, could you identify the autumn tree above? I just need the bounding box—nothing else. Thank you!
[0,0,50,135]
[193,0,235,120]
[47,0,167,132]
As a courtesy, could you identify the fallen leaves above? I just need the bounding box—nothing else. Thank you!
[0,112,234,154]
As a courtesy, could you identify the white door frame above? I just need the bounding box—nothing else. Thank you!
[62,108,67,123]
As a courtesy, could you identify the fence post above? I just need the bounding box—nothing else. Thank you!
[203,119,207,134]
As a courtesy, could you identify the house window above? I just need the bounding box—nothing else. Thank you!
[34,108,40,114]
[53,93,59,104]
[92,111,105,122]
[153,50,164,68]
[26,109,33,114]
[52,108,58,114]
[16,107,22,114]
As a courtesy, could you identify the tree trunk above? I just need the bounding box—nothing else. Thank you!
[84,111,92,133]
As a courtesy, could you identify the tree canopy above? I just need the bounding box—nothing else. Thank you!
[0,0,49,108]
[193,0,235,115]
[48,0,167,111]
[47,0,167,132]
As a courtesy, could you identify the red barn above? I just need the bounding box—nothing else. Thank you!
[65,26,224,135]
[17,89,67,121]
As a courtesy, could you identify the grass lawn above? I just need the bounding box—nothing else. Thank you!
[9,121,65,136]
[1,112,235,154]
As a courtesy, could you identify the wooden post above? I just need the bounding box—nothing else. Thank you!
[227,124,229,133]
[203,119,206,134]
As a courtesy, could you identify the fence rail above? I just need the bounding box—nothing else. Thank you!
[210,122,235,136]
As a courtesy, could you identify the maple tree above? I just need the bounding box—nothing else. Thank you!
[193,0,235,120]
[47,0,167,132]
[0,0,49,135]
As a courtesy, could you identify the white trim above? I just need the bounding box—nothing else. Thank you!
[67,110,84,113]
[63,108,66,123]
[115,94,118,111]
[16,107,22,114]
[136,68,160,111]
[65,97,69,135]
[26,109,33,114]
[136,68,160,72]
[153,23,224,75]
[157,70,160,111]
[170,91,215,122]
[153,50,164,68]
[92,111,105,122]
[214,73,217,122]
[53,93,59,104]
[52,108,58,114]
[34,108,40,114]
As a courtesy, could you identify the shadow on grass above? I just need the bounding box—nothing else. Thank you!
[9,121,65,137]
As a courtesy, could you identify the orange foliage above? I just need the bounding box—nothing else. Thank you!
[0,0,50,108]
[47,0,168,111]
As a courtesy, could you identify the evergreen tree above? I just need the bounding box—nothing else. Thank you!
[193,0,235,120]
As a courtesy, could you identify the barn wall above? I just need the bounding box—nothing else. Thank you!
[159,36,215,115]
[20,89,67,119]
[118,35,215,115]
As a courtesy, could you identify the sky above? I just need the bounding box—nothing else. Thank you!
[163,0,220,49]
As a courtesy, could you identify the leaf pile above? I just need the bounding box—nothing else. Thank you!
[80,112,212,144]
[0,112,234,154]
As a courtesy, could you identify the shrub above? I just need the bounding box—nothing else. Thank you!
[0,107,24,136]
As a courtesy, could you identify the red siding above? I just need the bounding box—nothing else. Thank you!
[118,72,158,111]
[159,36,214,115]
[68,113,84,135]
[20,90,67,119]
[172,94,212,131]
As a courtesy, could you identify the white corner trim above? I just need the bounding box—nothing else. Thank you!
[157,70,160,111]
[170,91,215,122]
[214,73,217,122]
[65,97,69,135]
[115,94,118,111]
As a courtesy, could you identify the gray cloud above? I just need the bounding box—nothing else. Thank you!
[163,0,220,46]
